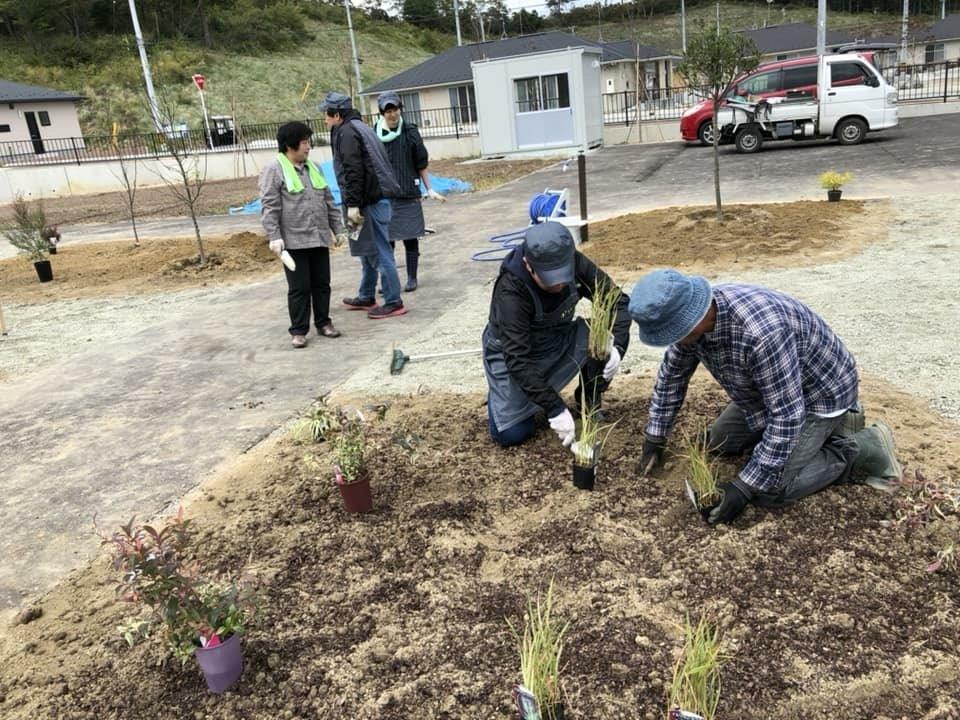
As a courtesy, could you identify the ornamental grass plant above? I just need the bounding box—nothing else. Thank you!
[667,615,725,720]
[507,580,569,720]
[574,403,617,468]
[684,425,720,509]
[587,278,622,360]
[2,193,49,262]
[819,170,853,192]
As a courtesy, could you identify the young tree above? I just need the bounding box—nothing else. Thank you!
[147,87,209,265]
[677,24,760,221]
[109,125,142,248]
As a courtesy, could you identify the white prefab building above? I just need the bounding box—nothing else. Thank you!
[472,47,603,156]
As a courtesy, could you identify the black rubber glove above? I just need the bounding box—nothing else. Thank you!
[707,481,751,525]
[640,435,667,474]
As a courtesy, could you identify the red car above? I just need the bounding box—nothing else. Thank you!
[680,51,877,145]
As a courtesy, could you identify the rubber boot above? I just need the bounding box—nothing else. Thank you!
[851,421,902,490]
[404,249,419,292]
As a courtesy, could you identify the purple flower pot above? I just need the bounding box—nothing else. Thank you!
[194,633,243,694]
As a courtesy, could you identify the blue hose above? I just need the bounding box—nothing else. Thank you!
[528,193,563,223]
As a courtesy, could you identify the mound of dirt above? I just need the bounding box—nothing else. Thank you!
[585,200,887,276]
[0,232,277,303]
[0,376,957,720]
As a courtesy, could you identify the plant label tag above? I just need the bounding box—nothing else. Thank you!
[512,685,540,720]
[669,709,705,720]
[683,477,699,511]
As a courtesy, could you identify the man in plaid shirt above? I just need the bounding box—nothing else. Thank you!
[629,269,902,525]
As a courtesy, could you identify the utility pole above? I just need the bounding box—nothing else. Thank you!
[479,8,486,42]
[681,0,687,52]
[715,2,720,34]
[816,0,826,56]
[127,0,162,131]
[343,0,363,98]
[453,0,463,45]
[942,0,946,20]
[899,0,910,65]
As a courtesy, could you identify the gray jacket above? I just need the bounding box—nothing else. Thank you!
[258,159,344,250]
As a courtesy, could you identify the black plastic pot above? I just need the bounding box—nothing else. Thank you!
[47,244,57,255]
[34,260,53,283]
[580,356,607,411]
[827,189,842,202]
[573,463,596,491]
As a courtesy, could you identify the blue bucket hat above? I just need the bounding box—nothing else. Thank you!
[377,91,402,112]
[318,91,352,113]
[628,269,712,346]
[523,222,575,287]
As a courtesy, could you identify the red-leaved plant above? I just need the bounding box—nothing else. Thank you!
[100,509,258,664]
[883,469,960,574]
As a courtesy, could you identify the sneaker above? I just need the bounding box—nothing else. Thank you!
[367,302,408,319]
[343,296,376,310]
[291,335,308,348]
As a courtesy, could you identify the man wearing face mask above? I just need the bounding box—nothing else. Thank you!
[482,222,631,448]
[629,269,903,525]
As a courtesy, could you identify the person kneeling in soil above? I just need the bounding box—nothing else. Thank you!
[630,269,902,525]
[482,222,631,448]
[259,121,347,348]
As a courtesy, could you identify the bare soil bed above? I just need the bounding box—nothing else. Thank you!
[0,158,555,227]
[585,200,884,276]
[1,376,958,720]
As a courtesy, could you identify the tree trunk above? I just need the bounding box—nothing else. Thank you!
[712,98,722,221]
[198,0,211,48]
[190,205,206,265]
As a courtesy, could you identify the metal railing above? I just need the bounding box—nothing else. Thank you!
[602,60,960,127]
[0,106,479,168]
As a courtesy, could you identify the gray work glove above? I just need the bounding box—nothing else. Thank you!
[347,206,362,226]
[640,434,667,474]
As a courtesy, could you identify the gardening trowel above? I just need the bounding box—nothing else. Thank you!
[279,249,297,272]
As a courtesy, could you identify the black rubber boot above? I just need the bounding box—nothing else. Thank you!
[404,248,419,292]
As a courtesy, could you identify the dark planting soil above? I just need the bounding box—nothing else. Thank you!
[0,379,958,720]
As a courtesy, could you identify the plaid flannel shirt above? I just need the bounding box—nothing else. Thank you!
[646,284,859,492]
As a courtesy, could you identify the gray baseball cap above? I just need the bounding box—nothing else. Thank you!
[319,91,352,112]
[523,222,575,286]
[377,91,402,111]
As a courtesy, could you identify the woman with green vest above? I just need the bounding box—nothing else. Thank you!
[259,121,346,348]
[374,91,445,292]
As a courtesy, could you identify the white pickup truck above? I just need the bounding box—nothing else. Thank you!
[717,52,899,153]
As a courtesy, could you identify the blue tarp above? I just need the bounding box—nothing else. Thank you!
[228,161,471,215]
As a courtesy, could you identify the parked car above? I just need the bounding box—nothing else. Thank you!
[680,50,881,145]
[715,53,898,153]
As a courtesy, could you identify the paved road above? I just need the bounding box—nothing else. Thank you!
[1,113,958,625]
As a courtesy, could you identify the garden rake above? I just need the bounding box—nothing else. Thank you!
[390,346,482,375]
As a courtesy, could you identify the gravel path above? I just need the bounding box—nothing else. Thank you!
[340,189,960,421]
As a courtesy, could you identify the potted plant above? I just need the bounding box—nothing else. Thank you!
[571,404,616,491]
[581,278,623,413]
[508,580,568,720]
[102,510,258,694]
[683,427,721,520]
[667,615,725,720]
[334,420,372,513]
[2,193,53,282]
[819,170,853,202]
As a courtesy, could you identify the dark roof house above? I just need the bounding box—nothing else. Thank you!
[920,13,960,42]
[741,22,854,55]
[0,79,83,104]
[363,32,675,95]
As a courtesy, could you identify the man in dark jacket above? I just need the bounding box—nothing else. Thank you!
[321,91,406,319]
[483,222,631,448]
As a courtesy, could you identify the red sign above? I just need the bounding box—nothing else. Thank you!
[192,74,205,91]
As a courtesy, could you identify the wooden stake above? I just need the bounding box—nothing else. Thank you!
[0,300,7,335]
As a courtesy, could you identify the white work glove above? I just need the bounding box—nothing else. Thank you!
[334,232,348,247]
[548,408,576,448]
[268,238,284,256]
[426,188,446,202]
[347,206,363,226]
[603,346,622,382]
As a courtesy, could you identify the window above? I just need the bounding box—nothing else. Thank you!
[514,73,570,113]
[782,65,818,90]
[399,92,421,114]
[38,111,51,126]
[447,85,476,123]
[0,124,9,132]
[831,62,870,86]
[738,70,781,95]
[925,43,944,64]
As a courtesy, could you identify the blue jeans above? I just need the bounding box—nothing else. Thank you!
[488,400,535,447]
[359,199,401,306]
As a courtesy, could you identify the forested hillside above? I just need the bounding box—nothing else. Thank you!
[0,0,940,136]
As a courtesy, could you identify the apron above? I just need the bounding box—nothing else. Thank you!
[483,277,588,432]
